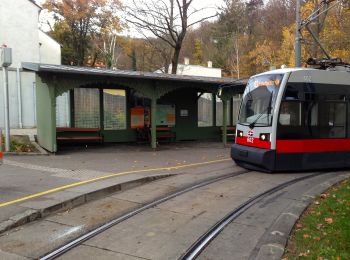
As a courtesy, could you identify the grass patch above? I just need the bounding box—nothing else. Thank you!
[1,135,37,153]
[283,178,350,260]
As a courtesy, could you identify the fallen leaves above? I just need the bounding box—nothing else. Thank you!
[324,218,334,224]
[303,233,310,239]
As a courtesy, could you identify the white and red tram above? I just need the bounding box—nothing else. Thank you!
[231,67,350,172]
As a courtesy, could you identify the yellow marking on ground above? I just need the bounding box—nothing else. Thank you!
[0,158,231,208]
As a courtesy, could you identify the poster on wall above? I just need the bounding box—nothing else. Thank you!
[156,105,175,126]
[131,107,145,129]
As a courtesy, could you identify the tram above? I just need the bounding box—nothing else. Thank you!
[231,65,350,172]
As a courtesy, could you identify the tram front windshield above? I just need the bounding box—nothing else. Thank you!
[239,74,284,127]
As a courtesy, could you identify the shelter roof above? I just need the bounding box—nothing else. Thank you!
[22,63,246,89]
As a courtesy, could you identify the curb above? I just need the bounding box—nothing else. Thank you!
[254,172,350,260]
[0,173,174,235]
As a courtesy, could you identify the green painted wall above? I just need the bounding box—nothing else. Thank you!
[36,75,57,152]
[160,88,221,141]
[102,129,136,142]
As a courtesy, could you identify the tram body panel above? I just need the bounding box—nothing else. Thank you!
[232,68,350,172]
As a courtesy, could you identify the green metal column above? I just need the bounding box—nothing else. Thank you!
[151,97,157,149]
[36,75,57,152]
[222,99,228,146]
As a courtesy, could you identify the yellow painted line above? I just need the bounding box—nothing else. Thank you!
[0,158,231,208]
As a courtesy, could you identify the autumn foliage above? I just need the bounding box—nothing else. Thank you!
[42,0,350,77]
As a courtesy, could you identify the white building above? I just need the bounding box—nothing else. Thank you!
[0,0,61,128]
[166,58,222,77]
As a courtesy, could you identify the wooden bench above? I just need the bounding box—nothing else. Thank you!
[220,126,236,142]
[149,127,176,143]
[56,127,103,143]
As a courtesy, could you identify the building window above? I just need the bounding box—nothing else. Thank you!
[198,93,213,127]
[216,96,230,126]
[103,89,127,130]
[74,88,100,128]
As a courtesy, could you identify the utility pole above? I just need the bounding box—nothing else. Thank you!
[1,46,12,152]
[295,0,302,67]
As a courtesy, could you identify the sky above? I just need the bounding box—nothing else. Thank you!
[36,0,226,35]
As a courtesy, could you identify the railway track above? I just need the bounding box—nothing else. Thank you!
[179,172,323,260]
[40,169,249,260]
[40,170,336,260]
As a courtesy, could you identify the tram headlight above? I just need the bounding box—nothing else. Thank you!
[237,130,244,138]
[259,133,270,141]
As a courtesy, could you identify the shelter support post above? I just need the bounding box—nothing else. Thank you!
[151,97,157,149]
[222,99,228,147]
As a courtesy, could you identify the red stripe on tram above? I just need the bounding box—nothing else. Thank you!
[236,136,271,149]
[276,139,350,154]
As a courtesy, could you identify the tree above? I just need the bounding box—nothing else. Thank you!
[126,0,218,74]
[193,39,203,65]
[43,0,123,66]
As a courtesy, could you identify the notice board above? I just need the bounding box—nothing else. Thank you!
[156,105,175,126]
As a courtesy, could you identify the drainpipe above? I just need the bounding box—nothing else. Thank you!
[16,68,23,128]
[33,82,36,125]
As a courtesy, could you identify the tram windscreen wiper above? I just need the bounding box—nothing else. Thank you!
[249,94,273,129]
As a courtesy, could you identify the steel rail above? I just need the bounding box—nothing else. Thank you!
[179,172,325,260]
[40,169,249,260]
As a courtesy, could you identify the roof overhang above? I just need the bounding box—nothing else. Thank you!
[22,63,246,90]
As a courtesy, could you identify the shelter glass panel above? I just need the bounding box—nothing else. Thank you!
[198,93,213,127]
[103,89,126,130]
[216,96,230,126]
[74,88,100,128]
[56,92,70,127]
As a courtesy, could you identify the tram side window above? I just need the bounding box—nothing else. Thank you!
[321,102,346,138]
[279,101,301,126]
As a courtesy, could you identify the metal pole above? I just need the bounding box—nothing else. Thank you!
[295,0,302,67]
[2,67,10,152]
[151,97,157,149]
[0,128,3,165]
[222,99,227,147]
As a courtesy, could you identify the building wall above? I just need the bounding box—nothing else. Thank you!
[0,0,40,67]
[167,64,222,78]
[175,65,222,77]
[39,30,61,64]
[0,0,61,129]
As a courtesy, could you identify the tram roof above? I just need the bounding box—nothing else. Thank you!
[253,68,317,77]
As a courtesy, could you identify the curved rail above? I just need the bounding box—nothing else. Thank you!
[40,169,249,260]
[179,172,323,260]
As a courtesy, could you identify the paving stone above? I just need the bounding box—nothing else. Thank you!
[0,220,83,259]
[0,249,30,260]
[61,244,146,260]
[84,208,215,260]
[46,197,140,227]
[198,223,267,260]
[0,205,26,223]
[255,244,285,260]
[111,183,178,204]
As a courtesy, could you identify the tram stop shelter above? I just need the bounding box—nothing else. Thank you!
[22,63,246,152]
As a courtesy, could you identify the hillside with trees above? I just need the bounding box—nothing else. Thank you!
[42,0,350,78]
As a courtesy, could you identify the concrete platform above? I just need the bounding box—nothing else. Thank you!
[0,142,232,234]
